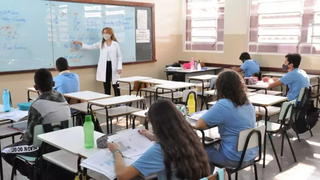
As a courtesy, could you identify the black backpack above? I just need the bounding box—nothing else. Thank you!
[292,87,319,134]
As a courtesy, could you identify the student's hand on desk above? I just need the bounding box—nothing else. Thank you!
[107,142,120,153]
[262,77,269,82]
[138,129,155,141]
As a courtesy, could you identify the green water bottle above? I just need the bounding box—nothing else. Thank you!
[84,115,94,149]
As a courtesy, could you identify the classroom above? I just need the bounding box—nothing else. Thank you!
[1,0,320,179]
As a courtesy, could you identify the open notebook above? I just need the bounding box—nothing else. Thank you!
[81,129,154,179]
[8,121,28,132]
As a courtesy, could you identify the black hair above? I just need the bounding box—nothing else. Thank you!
[239,52,251,61]
[285,53,301,68]
[55,57,69,72]
[34,68,53,92]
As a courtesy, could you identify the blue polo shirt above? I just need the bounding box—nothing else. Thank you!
[240,60,260,77]
[53,71,80,94]
[132,143,179,180]
[201,99,258,162]
[280,68,310,101]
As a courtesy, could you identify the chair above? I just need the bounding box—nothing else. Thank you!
[10,120,72,180]
[202,77,218,110]
[213,125,265,180]
[257,101,297,172]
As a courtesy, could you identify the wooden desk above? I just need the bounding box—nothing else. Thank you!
[248,94,287,171]
[26,87,38,102]
[187,75,218,110]
[88,95,146,134]
[116,76,152,95]
[165,67,223,82]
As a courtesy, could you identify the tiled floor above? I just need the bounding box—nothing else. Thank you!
[2,101,320,180]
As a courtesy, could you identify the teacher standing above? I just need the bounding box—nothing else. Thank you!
[74,27,122,96]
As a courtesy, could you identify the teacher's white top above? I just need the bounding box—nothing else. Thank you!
[82,40,122,84]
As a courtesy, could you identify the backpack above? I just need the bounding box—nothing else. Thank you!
[292,87,319,134]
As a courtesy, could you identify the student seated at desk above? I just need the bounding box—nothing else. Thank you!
[195,71,257,169]
[53,57,80,95]
[262,53,310,101]
[107,100,211,180]
[231,52,260,78]
[2,68,71,176]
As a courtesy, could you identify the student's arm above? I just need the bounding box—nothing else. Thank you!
[108,143,164,180]
[73,41,100,50]
[268,80,283,89]
[23,106,43,142]
[116,43,123,73]
[231,67,242,72]
[195,101,225,129]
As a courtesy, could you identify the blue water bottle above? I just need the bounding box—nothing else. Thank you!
[3,89,12,112]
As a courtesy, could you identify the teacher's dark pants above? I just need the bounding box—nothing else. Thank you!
[104,61,121,96]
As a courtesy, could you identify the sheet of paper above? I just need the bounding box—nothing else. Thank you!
[189,110,208,121]
[108,129,154,158]
[81,149,138,180]
[0,109,28,121]
[136,29,150,43]
[137,10,148,30]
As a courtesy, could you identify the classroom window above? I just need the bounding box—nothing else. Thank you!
[184,0,224,51]
[249,0,320,54]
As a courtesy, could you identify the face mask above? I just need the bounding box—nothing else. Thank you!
[282,64,289,71]
[103,34,111,40]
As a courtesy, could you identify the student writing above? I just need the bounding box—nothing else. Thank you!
[73,27,122,96]
[107,100,211,180]
[231,52,260,78]
[195,70,258,169]
[262,53,310,101]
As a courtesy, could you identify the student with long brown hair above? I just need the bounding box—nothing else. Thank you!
[107,99,211,180]
[74,27,122,96]
[195,70,258,168]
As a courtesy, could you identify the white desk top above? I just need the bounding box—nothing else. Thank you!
[155,82,196,90]
[187,74,218,81]
[247,81,269,89]
[166,67,223,73]
[88,95,144,107]
[263,72,320,79]
[26,87,37,92]
[139,78,172,85]
[249,94,288,106]
[38,126,104,155]
[131,109,148,117]
[116,76,152,83]
[64,91,112,101]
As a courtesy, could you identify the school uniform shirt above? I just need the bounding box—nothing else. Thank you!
[132,143,179,180]
[23,90,71,144]
[240,60,260,77]
[280,68,310,101]
[201,99,258,162]
[53,70,80,94]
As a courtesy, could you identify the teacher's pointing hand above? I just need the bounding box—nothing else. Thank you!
[73,40,83,46]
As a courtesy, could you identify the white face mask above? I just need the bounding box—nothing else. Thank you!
[103,34,111,40]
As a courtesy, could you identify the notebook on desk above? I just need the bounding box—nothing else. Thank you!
[8,121,28,132]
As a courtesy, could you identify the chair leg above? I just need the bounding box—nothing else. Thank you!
[284,130,297,162]
[254,163,259,180]
[268,133,282,172]
[227,171,232,180]
[235,172,238,180]
[295,131,301,142]
[281,130,285,156]
[309,129,313,137]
